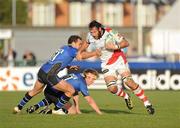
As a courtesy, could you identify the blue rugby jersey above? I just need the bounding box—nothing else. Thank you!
[46,73,89,97]
[41,45,78,73]
[65,73,89,96]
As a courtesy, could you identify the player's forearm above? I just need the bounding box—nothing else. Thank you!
[85,96,102,115]
[74,102,81,114]
[81,51,97,59]
[74,100,80,112]
[105,40,129,50]
[79,41,89,52]
[75,106,81,114]
[115,33,129,48]
[76,51,97,60]
[118,40,129,48]
[73,95,81,114]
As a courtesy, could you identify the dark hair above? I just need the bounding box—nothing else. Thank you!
[68,35,82,45]
[88,20,103,29]
[83,68,99,78]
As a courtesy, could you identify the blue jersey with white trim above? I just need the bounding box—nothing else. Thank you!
[41,45,78,73]
[47,73,89,97]
[65,73,89,96]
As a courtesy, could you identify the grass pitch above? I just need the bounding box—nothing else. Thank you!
[0,90,180,128]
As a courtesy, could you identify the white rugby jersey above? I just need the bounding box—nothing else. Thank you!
[86,28,127,67]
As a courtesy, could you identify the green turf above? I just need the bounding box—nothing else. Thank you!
[0,90,180,128]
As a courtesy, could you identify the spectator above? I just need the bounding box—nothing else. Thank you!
[23,50,36,66]
[4,47,17,67]
[0,50,5,66]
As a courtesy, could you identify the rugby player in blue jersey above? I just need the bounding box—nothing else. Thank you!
[13,35,101,114]
[26,69,102,115]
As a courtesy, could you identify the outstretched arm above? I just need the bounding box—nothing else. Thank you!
[81,49,101,59]
[73,95,82,114]
[76,49,101,60]
[84,96,102,115]
[76,41,101,60]
[79,41,90,52]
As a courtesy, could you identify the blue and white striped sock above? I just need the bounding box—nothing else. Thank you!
[17,92,32,110]
[55,94,70,110]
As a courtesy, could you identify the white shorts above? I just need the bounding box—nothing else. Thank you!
[101,56,130,78]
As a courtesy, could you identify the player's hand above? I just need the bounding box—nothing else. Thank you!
[68,66,80,71]
[80,41,89,51]
[76,109,82,114]
[97,111,103,115]
[76,51,82,60]
[95,49,101,57]
[78,41,89,52]
[77,111,82,114]
[105,42,117,50]
[117,33,124,38]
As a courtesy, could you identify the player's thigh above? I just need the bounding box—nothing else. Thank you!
[53,80,75,93]
[102,56,128,77]
[44,90,59,104]
[46,71,75,96]
[45,68,74,93]
[28,68,47,96]
[103,70,118,93]
[116,60,131,75]
[32,68,48,92]
[102,65,117,80]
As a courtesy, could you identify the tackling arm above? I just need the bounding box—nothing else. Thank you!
[76,41,89,60]
[76,41,101,60]
[80,49,101,59]
[79,41,89,52]
[76,49,101,60]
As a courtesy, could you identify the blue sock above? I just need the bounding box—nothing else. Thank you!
[18,92,32,110]
[34,99,49,110]
[55,94,70,110]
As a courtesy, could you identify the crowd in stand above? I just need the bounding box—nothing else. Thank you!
[0,47,36,67]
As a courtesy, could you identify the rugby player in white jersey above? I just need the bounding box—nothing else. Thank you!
[82,20,154,114]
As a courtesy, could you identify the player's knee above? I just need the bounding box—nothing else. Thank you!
[108,86,118,94]
[106,81,118,94]
[71,88,75,96]
[122,76,138,90]
[68,87,75,97]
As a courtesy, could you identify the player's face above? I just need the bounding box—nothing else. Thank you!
[85,73,97,86]
[74,39,82,49]
[90,27,102,39]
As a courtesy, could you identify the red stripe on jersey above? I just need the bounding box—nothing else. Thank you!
[105,27,112,32]
[106,50,127,65]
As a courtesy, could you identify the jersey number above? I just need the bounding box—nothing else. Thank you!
[50,49,64,61]
[63,74,78,81]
